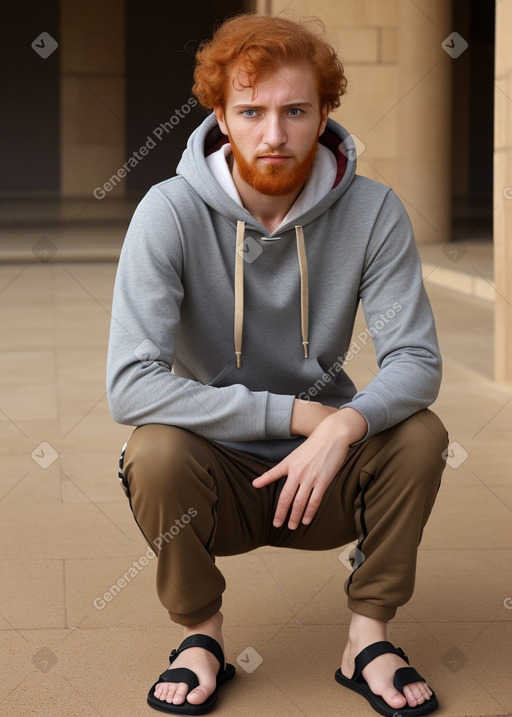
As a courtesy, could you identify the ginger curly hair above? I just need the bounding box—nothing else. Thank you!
[192,13,347,112]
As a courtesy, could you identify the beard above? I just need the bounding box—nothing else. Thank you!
[229,133,319,197]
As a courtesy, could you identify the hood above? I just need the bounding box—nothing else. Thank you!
[177,112,358,235]
[176,112,359,368]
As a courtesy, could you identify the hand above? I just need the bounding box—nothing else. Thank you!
[252,404,367,530]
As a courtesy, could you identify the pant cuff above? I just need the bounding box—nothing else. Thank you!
[168,597,223,627]
[347,597,397,622]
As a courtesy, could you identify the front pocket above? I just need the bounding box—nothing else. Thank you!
[207,364,235,387]
[301,357,355,401]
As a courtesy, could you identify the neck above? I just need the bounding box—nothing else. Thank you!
[231,161,304,235]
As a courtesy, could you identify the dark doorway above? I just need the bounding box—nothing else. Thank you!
[0,0,60,193]
[451,0,495,241]
[125,0,248,196]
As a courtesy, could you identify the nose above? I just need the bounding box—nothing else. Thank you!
[262,113,287,149]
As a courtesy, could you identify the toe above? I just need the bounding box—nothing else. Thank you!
[171,682,191,705]
[381,686,407,710]
[153,682,165,700]
[403,683,420,707]
[187,682,216,705]
[154,682,178,703]
[404,681,432,707]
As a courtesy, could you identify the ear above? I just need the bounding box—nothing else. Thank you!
[214,106,228,136]
[318,106,329,136]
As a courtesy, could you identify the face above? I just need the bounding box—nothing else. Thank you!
[215,63,328,196]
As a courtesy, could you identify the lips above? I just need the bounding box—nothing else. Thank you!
[258,155,292,164]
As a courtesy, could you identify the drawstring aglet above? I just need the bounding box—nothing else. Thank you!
[235,352,242,368]
[302,341,309,359]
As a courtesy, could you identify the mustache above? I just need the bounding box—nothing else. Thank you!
[257,152,294,158]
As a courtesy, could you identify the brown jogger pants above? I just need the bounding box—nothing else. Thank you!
[121,409,448,626]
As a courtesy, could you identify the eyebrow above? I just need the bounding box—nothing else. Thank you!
[232,101,314,110]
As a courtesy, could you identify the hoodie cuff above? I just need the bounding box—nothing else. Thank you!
[264,392,296,439]
[341,392,390,444]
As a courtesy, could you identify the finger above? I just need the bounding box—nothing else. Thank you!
[300,487,323,525]
[272,483,298,527]
[283,479,316,529]
[253,463,286,488]
[286,491,309,530]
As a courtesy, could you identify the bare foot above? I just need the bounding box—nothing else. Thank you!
[153,611,224,707]
[341,614,433,711]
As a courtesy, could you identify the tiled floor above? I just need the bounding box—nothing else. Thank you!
[0,239,511,716]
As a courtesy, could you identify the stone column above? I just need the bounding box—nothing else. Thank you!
[60,0,125,197]
[494,0,512,383]
[397,0,453,243]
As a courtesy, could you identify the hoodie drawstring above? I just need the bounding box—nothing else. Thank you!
[295,224,309,359]
[234,221,309,367]
[234,220,245,368]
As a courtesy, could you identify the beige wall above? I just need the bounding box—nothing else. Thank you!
[57,0,510,383]
[256,0,401,188]
[396,1,452,244]
[256,0,452,243]
[60,0,125,198]
[60,0,452,239]
[494,0,512,383]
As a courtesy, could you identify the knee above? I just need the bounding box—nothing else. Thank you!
[393,409,449,478]
[405,408,448,452]
[123,425,206,498]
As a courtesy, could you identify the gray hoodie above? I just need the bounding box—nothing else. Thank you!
[107,113,441,461]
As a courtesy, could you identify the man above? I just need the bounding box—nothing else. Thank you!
[107,13,448,717]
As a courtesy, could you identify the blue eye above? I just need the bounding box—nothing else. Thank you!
[242,109,257,117]
[288,108,303,116]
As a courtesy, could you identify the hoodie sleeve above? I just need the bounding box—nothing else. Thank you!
[106,187,294,441]
[341,189,442,439]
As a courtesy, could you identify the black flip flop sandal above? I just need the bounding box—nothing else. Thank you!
[335,640,439,716]
[147,634,235,715]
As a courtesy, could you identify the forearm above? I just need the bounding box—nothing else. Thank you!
[107,360,295,441]
[290,399,367,444]
[330,406,368,445]
[256,402,368,529]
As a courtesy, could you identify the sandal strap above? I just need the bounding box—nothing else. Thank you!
[353,641,409,682]
[393,666,425,694]
[156,666,199,691]
[169,634,225,672]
